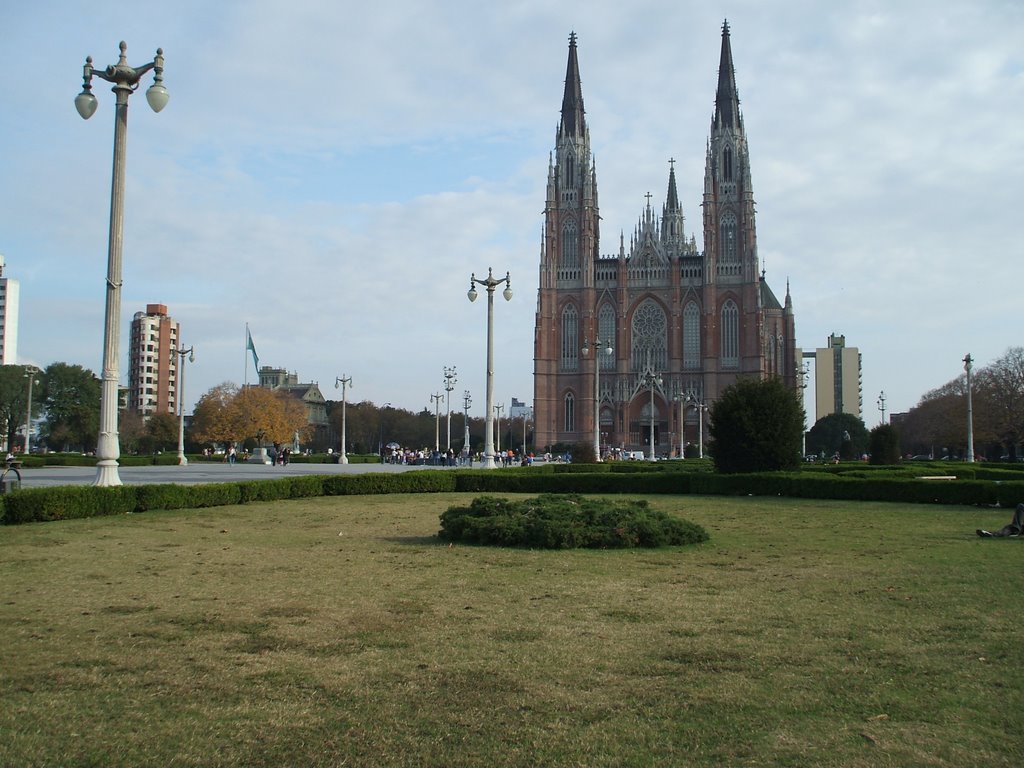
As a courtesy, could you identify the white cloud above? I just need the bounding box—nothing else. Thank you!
[1,0,1022,423]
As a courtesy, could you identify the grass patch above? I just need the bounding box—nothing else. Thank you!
[1,493,1022,766]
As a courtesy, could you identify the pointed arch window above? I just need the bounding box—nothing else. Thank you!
[721,300,739,368]
[723,144,734,182]
[564,392,576,433]
[598,304,616,372]
[720,212,738,265]
[631,298,668,372]
[562,222,579,269]
[768,334,777,375]
[564,151,575,187]
[561,304,579,371]
[683,302,700,370]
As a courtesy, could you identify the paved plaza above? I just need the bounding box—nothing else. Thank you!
[6,460,455,489]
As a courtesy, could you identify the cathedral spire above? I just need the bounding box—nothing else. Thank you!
[665,158,680,212]
[559,32,586,139]
[713,20,741,132]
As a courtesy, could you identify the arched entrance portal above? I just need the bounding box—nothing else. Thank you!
[627,394,667,457]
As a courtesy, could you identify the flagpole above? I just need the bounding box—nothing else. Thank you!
[244,322,249,387]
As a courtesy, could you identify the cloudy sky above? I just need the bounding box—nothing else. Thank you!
[2,0,1022,425]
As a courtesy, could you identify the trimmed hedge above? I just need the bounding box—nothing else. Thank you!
[4,465,1024,526]
[2,485,138,524]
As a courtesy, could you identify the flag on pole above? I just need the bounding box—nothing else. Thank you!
[246,325,259,370]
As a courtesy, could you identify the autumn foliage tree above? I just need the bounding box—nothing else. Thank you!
[191,383,310,449]
[191,383,240,448]
[232,386,310,446]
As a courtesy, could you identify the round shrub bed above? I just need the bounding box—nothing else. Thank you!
[438,493,709,549]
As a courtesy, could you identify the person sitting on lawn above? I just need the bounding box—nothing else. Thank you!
[977,503,1024,537]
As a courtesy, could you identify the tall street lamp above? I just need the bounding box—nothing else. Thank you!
[430,391,444,453]
[378,402,391,461]
[334,375,352,464]
[24,366,41,455]
[964,354,974,463]
[673,390,686,459]
[462,390,472,461]
[494,403,505,457]
[467,268,512,469]
[76,42,169,487]
[640,367,662,462]
[877,390,887,426]
[687,392,707,459]
[581,336,613,460]
[443,366,457,452]
[173,344,194,465]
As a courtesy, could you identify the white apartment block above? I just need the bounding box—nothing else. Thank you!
[128,303,180,418]
[0,255,20,365]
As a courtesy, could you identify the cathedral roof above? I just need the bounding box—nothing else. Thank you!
[760,276,783,310]
[559,32,586,138]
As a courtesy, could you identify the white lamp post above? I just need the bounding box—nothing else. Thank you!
[673,391,686,459]
[430,391,444,453]
[494,403,505,456]
[582,336,613,460]
[462,390,472,461]
[639,368,662,462]
[173,345,194,465]
[443,366,457,453]
[877,390,887,426]
[334,375,352,464]
[467,268,512,469]
[24,366,41,455]
[687,393,707,459]
[76,42,169,487]
[964,354,974,463]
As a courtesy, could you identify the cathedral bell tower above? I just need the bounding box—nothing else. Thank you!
[535,32,601,449]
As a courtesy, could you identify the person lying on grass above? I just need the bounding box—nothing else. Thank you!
[977,503,1024,538]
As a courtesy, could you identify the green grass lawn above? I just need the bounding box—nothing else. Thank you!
[2,494,1022,767]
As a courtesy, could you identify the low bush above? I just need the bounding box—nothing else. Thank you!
[438,493,709,549]
[323,472,457,496]
[135,484,193,512]
[1,485,137,524]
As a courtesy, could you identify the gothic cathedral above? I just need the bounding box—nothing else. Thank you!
[533,23,798,457]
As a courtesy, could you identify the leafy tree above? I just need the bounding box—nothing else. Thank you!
[975,346,1024,458]
[868,424,902,465]
[40,363,100,452]
[141,412,180,454]
[231,386,310,447]
[708,377,804,473]
[898,376,975,458]
[805,412,869,460]
[0,365,42,450]
[118,409,146,455]
[191,383,240,448]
